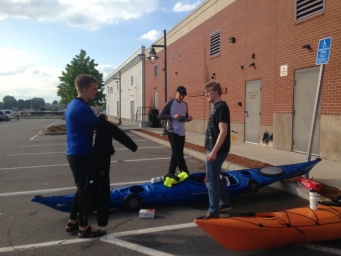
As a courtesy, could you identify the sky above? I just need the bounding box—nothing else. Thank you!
[0,0,204,104]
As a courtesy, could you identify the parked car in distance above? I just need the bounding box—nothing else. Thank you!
[3,110,14,119]
[0,111,10,121]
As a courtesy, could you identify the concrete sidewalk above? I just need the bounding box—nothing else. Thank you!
[119,120,341,201]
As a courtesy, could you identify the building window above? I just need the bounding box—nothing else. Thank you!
[210,30,221,58]
[172,54,174,62]
[131,75,134,85]
[295,0,325,22]
[178,51,181,59]
[154,64,158,78]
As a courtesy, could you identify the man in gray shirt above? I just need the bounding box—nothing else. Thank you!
[158,86,193,175]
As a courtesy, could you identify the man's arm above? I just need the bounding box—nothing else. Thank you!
[158,100,173,120]
[184,102,193,122]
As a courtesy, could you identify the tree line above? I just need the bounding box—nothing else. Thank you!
[0,97,59,111]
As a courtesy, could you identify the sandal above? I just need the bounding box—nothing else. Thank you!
[78,226,106,238]
[65,221,79,233]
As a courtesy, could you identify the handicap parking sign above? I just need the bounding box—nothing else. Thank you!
[316,37,332,65]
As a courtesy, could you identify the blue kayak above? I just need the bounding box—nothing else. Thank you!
[31,158,321,212]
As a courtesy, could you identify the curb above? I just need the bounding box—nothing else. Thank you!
[37,130,66,136]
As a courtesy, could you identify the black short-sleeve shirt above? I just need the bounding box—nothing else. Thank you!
[204,101,231,153]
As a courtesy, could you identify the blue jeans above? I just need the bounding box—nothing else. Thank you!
[205,151,230,216]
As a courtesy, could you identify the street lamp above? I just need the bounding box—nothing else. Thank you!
[147,29,167,135]
[112,70,122,125]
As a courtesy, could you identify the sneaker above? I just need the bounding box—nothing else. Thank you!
[219,203,232,211]
[196,212,219,220]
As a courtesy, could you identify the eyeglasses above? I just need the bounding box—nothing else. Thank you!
[204,89,213,95]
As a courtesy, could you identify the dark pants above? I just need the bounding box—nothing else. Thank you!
[67,154,91,227]
[167,132,188,174]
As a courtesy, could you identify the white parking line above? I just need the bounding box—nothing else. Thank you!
[0,223,196,254]
[0,156,190,171]
[7,146,165,156]
[20,140,148,147]
[29,135,38,141]
[296,243,341,255]
[48,120,62,126]
[30,137,67,141]
[102,238,175,256]
[0,180,149,197]
[0,163,70,171]
[20,144,66,147]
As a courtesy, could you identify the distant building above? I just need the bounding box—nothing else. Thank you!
[104,46,146,125]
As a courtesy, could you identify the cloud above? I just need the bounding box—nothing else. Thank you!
[97,64,115,80]
[0,0,159,30]
[0,46,61,103]
[173,1,202,12]
[139,30,162,41]
[0,47,32,75]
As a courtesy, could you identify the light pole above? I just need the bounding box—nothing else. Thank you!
[147,29,167,135]
[112,70,122,125]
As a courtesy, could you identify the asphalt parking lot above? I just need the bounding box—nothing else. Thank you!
[0,119,340,256]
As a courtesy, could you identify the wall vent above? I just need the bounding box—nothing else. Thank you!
[153,64,158,78]
[210,30,221,58]
[296,0,325,22]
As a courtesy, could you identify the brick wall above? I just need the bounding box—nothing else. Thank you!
[144,0,341,127]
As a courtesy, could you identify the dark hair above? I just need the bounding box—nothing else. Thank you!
[202,81,222,96]
[74,74,98,93]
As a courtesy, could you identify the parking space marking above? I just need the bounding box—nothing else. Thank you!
[20,144,66,147]
[0,156,190,171]
[29,135,38,141]
[48,120,62,126]
[20,140,148,147]
[0,223,196,254]
[296,243,341,255]
[0,180,149,197]
[0,163,70,171]
[102,238,175,256]
[30,137,67,141]
[7,146,165,156]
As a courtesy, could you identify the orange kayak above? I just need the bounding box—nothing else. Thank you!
[194,202,341,251]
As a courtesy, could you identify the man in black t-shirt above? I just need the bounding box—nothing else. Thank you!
[197,81,232,220]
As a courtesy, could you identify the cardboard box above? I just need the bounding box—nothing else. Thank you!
[139,209,155,218]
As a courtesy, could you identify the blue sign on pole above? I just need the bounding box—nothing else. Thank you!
[316,37,332,65]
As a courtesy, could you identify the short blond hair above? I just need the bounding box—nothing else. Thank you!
[202,81,222,96]
[74,74,98,93]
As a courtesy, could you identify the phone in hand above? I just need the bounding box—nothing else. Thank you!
[179,116,187,122]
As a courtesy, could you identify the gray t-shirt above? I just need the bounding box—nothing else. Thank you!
[158,98,189,136]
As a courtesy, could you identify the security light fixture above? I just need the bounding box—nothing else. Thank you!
[302,44,311,50]
[228,37,236,43]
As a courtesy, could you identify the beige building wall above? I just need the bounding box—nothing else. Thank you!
[105,46,145,123]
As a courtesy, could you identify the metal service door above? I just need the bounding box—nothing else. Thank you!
[293,67,320,154]
[245,80,261,144]
[130,100,135,121]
